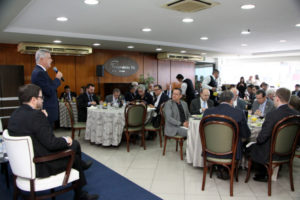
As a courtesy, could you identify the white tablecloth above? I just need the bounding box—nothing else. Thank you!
[85,106,155,146]
[59,102,78,128]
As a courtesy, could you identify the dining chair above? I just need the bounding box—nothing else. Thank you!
[3,130,80,200]
[65,102,86,139]
[245,115,300,196]
[124,103,147,152]
[200,114,239,196]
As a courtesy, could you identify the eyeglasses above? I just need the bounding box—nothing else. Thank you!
[37,96,44,100]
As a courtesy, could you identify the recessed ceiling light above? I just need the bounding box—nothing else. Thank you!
[93,43,101,46]
[156,47,162,51]
[180,50,186,53]
[295,24,300,27]
[241,4,255,10]
[56,17,68,22]
[182,18,194,23]
[200,37,208,40]
[127,46,134,49]
[241,30,251,35]
[53,40,62,44]
[201,52,207,55]
[84,0,99,5]
[279,40,287,43]
[142,28,152,32]
[241,44,248,47]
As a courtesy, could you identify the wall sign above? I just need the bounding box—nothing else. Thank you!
[103,56,139,77]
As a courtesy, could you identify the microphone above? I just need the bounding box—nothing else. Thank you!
[53,67,64,82]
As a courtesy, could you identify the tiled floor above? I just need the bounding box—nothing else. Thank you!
[55,129,300,200]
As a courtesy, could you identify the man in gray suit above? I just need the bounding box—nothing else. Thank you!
[251,89,275,117]
[164,88,190,137]
[190,88,214,115]
[105,88,124,104]
[230,87,247,111]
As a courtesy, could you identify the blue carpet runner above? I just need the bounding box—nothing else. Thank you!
[0,153,163,200]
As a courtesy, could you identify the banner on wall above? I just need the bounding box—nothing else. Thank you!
[103,56,139,77]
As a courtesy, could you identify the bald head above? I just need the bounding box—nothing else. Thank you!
[230,87,238,100]
[200,88,210,101]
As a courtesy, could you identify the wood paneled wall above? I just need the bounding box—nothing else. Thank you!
[0,44,195,99]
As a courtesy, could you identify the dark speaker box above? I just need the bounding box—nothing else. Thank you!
[96,65,104,77]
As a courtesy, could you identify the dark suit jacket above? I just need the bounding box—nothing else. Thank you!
[8,104,69,178]
[105,94,125,103]
[136,92,154,105]
[190,98,214,115]
[31,65,60,123]
[292,91,300,97]
[235,98,247,111]
[251,98,275,117]
[250,104,299,164]
[125,92,137,102]
[203,103,251,160]
[164,89,172,99]
[59,91,77,100]
[153,92,169,113]
[77,93,99,122]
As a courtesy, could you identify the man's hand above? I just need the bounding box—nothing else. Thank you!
[41,109,48,117]
[183,121,189,128]
[56,71,63,80]
[254,110,262,116]
[91,101,97,105]
[66,137,73,146]
[148,104,155,108]
[202,108,207,113]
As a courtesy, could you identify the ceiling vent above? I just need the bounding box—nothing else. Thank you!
[163,0,219,12]
[157,52,203,62]
[17,42,92,55]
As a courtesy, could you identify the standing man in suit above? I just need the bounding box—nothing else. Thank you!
[8,84,98,200]
[248,88,299,182]
[203,90,251,179]
[105,88,124,105]
[251,89,275,117]
[230,87,247,111]
[176,74,196,107]
[60,85,77,101]
[164,88,190,137]
[292,84,300,97]
[202,69,220,106]
[77,83,99,122]
[31,49,63,125]
[190,88,214,115]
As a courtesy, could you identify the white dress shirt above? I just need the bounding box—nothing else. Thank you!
[37,64,46,71]
[203,75,216,90]
[199,98,208,113]
[154,92,162,108]
[181,82,187,95]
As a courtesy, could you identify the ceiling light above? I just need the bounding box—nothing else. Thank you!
[200,37,208,40]
[182,18,194,23]
[180,50,186,53]
[279,40,287,43]
[56,17,68,22]
[295,24,300,27]
[84,0,99,5]
[156,47,162,51]
[241,4,255,10]
[241,30,251,35]
[53,40,62,44]
[241,44,248,47]
[142,28,152,32]
[201,53,207,55]
[127,46,134,49]
[93,43,101,46]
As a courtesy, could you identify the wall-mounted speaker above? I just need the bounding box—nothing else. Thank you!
[96,65,104,77]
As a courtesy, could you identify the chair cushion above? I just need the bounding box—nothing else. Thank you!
[145,123,159,131]
[207,156,232,164]
[16,169,79,192]
[295,150,300,156]
[73,122,86,128]
[272,159,289,164]
[124,126,143,132]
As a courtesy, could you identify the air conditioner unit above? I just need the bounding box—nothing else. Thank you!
[163,0,219,13]
[157,53,204,62]
[17,42,93,55]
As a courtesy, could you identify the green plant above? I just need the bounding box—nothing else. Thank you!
[139,74,155,88]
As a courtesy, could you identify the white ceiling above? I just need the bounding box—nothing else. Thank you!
[1,0,300,57]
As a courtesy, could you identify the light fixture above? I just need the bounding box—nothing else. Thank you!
[53,40,62,44]
[201,52,207,55]
[142,28,152,32]
[279,40,287,43]
[241,44,248,47]
[241,4,255,10]
[182,18,194,23]
[56,17,68,22]
[200,37,208,40]
[93,43,101,46]
[241,29,251,35]
[295,24,300,27]
[84,0,99,5]
[156,47,162,51]
[180,50,186,53]
[127,45,134,49]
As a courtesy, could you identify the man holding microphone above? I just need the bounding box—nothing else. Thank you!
[31,49,63,125]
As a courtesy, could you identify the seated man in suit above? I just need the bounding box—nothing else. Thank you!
[230,87,247,111]
[8,84,98,200]
[164,83,172,99]
[164,88,190,137]
[150,84,169,127]
[125,85,137,102]
[292,84,300,97]
[136,84,154,105]
[190,88,214,115]
[266,88,276,101]
[60,85,77,101]
[203,90,251,180]
[77,83,99,122]
[105,88,124,105]
[251,89,275,117]
[248,88,299,182]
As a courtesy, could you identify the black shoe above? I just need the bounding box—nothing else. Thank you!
[79,193,99,200]
[216,168,229,180]
[253,175,268,182]
[82,160,93,171]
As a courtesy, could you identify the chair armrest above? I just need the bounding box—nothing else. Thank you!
[33,149,75,186]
